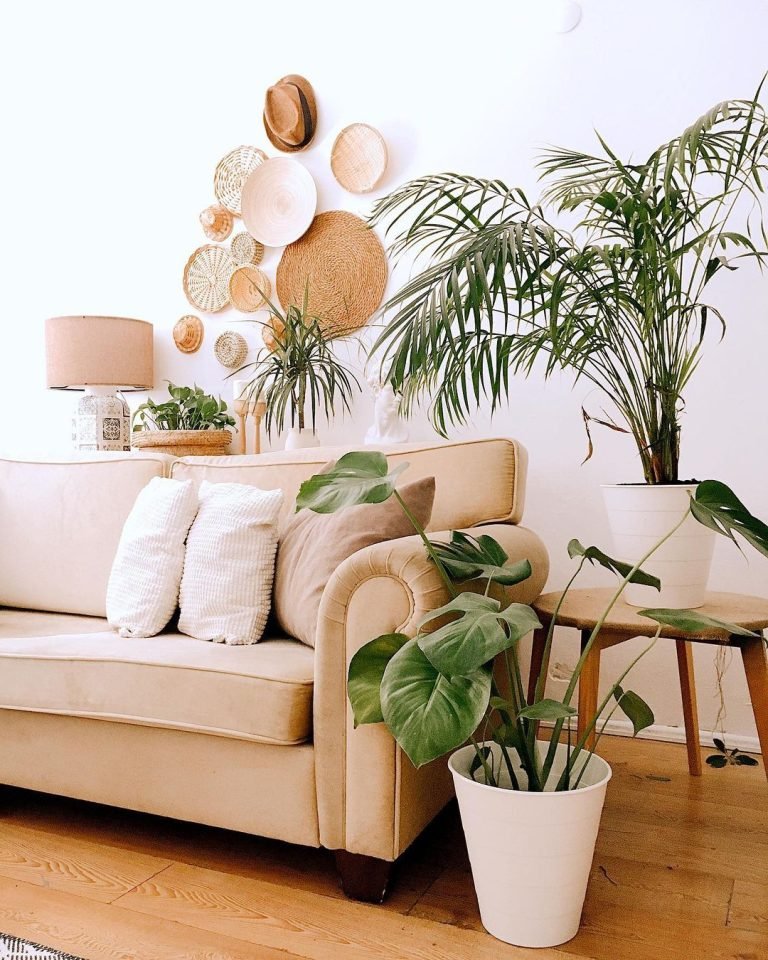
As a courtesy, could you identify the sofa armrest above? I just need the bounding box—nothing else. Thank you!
[312,523,549,859]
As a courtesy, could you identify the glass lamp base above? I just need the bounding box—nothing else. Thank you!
[72,390,131,451]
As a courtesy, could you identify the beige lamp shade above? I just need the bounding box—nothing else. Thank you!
[45,316,154,390]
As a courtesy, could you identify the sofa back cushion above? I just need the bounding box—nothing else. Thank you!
[171,437,527,532]
[0,454,172,616]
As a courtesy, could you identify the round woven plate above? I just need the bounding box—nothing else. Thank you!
[241,157,317,247]
[276,210,388,335]
[230,231,265,266]
[183,244,234,313]
[331,124,388,194]
[214,330,248,368]
[173,314,204,353]
[214,146,268,215]
[229,265,271,312]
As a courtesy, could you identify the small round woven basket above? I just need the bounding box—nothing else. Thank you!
[230,231,265,266]
[200,203,234,241]
[276,210,388,335]
[214,330,248,368]
[173,315,204,353]
[230,265,271,312]
[132,429,232,457]
[331,124,388,194]
[214,146,268,216]
[183,245,235,313]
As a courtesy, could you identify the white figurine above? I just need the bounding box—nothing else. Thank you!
[365,375,409,445]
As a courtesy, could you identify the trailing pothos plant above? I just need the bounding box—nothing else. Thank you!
[132,382,235,432]
[297,452,768,790]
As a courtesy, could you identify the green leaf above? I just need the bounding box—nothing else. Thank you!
[735,754,759,766]
[706,754,728,768]
[568,539,661,590]
[296,451,408,514]
[691,481,768,560]
[613,686,654,735]
[380,639,491,768]
[638,608,759,638]
[469,745,493,781]
[417,594,541,676]
[428,531,532,585]
[347,633,410,727]
[517,699,577,722]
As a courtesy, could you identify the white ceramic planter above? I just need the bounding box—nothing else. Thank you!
[602,483,715,609]
[284,427,320,451]
[449,742,611,948]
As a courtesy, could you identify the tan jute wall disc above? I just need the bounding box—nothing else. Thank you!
[276,210,388,335]
[173,314,204,353]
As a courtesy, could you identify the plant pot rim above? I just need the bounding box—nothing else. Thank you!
[132,429,233,447]
[601,481,700,489]
[448,743,612,797]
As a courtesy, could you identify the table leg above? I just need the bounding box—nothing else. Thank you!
[675,639,702,776]
[528,627,550,704]
[740,636,768,782]
[578,629,600,751]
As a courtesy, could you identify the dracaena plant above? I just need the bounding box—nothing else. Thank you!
[367,84,768,484]
[297,453,768,790]
[132,383,235,431]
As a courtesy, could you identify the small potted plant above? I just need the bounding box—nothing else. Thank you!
[296,451,768,948]
[235,292,361,450]
[367,85,768,608]
[131,382,235,456]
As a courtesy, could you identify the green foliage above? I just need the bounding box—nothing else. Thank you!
[706,737,759,768]
[296,451,408,513]
[613,686,655,736]
[347,633,409,726]
[638,608,759,638]
[132,382,235,431]
[568,540,660,590]
[429,531,532,585]
[368,86,768,483]
[691,481,768,559]
[233,293,361,438]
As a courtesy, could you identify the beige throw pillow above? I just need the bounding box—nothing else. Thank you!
[274,478,436,647]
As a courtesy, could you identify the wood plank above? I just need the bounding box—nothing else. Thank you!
[0,874,300,960]
[728,878,768,934]
[114,861,587,960]
[0,821,171,904]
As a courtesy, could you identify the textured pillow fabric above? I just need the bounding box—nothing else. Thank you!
[274,477,436,647]
[179,480,284,645]
[106,477,198,639]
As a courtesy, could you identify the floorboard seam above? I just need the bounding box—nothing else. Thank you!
[109,861,175,905]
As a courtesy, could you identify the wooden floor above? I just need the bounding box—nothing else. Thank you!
[0,736,765,960]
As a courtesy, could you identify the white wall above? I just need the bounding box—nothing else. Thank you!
[2,0,767,743]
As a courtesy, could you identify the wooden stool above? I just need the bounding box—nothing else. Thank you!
[529,589,768,779]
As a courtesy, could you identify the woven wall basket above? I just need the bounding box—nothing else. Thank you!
[132,429,232,457]
[230,265,271,312]
[200,203,234,241]
[214,330,248,368]
[230,231,265,266]
[276,210,388,335]
[183,244,234,313]
[330,123,388,194]
[173,314,204,353]
[214,146,268,216]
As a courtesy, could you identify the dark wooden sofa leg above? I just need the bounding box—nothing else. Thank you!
[334,850,395,903]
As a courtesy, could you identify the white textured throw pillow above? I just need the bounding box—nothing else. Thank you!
[107,477,199,638]
[178,481,284,645]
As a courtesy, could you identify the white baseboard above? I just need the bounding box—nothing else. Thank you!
[596,717,761,754]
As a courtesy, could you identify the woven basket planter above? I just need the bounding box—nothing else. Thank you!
[132,429,233,457]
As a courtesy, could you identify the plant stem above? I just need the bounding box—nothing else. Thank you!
[393,490,457,599]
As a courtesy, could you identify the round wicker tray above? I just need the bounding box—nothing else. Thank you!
[230,231,265,266]
[183,244,234,313]
[331,124,388,193]
[214,146,268,216]
[229,265,271,312]
[214,330,249,368]
[132,429,232,457]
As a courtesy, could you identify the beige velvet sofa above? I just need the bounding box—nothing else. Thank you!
[0,438,548,900]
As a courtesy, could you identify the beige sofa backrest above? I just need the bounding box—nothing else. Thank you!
[171,438,527,532]
[0,453,173,617]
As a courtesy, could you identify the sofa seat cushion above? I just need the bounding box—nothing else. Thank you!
[0,609,314,745]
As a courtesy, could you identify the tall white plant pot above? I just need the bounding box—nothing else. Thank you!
[602,484,715,609]
[284,427,320,451]
[449,742,611,948]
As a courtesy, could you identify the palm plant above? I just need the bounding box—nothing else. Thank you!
[234,293,361,439]
[369,86,768,483]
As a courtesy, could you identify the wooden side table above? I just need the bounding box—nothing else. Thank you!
[529,589,768,779]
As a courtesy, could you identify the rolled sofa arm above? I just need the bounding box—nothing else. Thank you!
[313,523,549,859]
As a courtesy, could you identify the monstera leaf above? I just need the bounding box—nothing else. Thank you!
[613,686,655,735]
[380,639,492,767]
[417,593,542,676]
[691,481,768,559]
[568,540,661,590]
[638,608,759,638]
[347,633,410,726]
[428,531,532,586]
[296,451,407,513]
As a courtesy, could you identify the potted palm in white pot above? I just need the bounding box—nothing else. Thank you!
[367,87,768,607]
[296,451,768,947]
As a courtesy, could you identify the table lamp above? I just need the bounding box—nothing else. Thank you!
[45,315,154,451]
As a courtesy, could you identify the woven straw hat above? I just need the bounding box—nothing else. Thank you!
[263,75,317,153]
[241,157,317,247]
[276,210,387,336]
